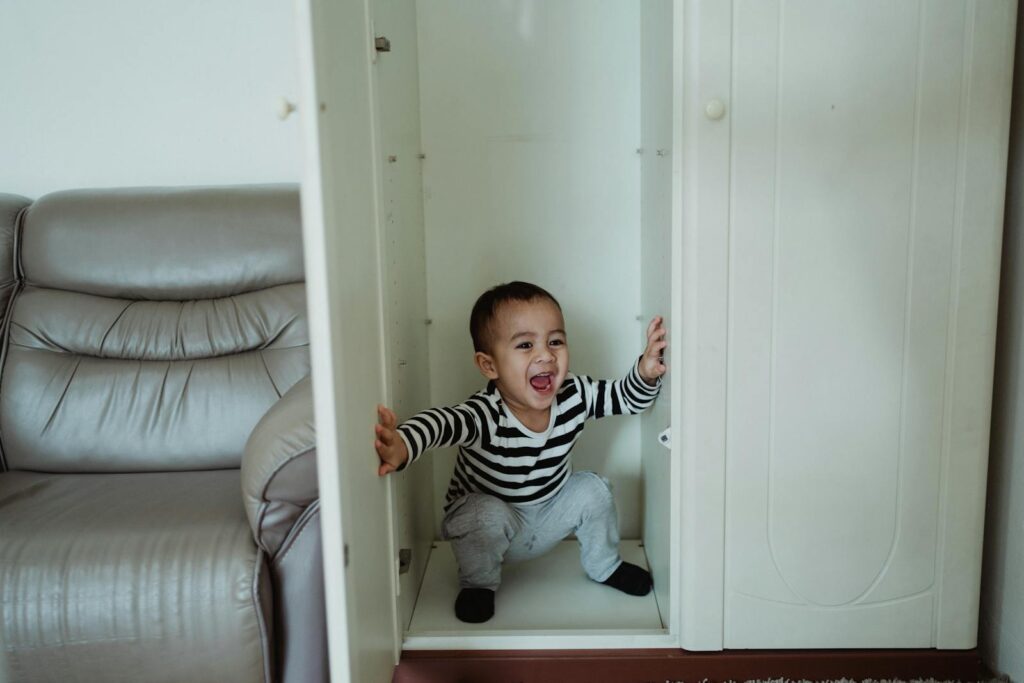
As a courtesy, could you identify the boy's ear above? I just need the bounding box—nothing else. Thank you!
[474,351,499,380]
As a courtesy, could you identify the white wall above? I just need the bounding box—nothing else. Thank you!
[415,0,645,535]
[0,0,300,199]
[982,6,1024,678]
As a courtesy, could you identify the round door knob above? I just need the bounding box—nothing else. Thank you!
[277,97,297,121]
[705,99,726,120]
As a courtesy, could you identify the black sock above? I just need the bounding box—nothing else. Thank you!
[454,588,495,623]
[601,562,652,596]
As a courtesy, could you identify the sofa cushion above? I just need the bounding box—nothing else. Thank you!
[0,469,270,683]
[20,185,303,300]
[3,285,308,472]
[0,185,309,472]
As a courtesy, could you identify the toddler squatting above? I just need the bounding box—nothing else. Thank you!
[374,281,668,623]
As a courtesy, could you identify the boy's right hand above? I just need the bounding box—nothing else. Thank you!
[375,405,409,476]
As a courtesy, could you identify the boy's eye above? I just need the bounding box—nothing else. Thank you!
[516,342,532,350]
[550,339,564,346]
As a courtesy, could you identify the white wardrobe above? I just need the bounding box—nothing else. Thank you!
[293,1,1017,681]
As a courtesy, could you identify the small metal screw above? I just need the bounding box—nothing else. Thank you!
[387,155,397,163]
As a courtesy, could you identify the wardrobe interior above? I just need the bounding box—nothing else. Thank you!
[373,0,678,646]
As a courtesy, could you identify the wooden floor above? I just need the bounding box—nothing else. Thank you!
[393,648,991,683]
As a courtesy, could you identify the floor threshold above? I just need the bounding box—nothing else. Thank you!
[393,647,990,683]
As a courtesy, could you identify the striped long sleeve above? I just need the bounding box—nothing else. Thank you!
[395,403,480,469]
[394,358,661,508]
[580,356,661,419]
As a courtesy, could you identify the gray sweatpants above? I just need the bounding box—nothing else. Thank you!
[441,471,623,591]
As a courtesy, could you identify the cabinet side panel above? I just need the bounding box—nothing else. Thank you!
[980,3,1024,678]
[640,0,675,631]
[935,0,1016,649]
[370,0,435,634]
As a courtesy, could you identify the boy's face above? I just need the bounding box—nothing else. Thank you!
[474,297,569,422]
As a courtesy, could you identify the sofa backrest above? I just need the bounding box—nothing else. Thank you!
[0,185,309,472]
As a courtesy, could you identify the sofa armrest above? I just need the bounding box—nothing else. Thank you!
[242,375,317,556]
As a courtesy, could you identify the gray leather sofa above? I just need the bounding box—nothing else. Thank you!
[0,186,325,683]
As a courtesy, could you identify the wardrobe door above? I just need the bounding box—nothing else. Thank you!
[295,0,402,679]
[681,0,1015,648]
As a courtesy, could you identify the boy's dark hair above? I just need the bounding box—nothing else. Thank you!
[470,281,561,353]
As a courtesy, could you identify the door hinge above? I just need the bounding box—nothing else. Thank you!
[394,548,412,597]
[344,543,350,568]
[375,36,391,52]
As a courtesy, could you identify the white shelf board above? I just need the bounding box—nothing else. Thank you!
[404,540,666,649]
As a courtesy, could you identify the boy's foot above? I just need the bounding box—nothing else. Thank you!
[601,562,652,596]
[455,588,495,623]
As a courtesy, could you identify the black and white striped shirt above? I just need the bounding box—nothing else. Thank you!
[396,360,661,509]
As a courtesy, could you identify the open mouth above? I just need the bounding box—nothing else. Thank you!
[529,372,555,393]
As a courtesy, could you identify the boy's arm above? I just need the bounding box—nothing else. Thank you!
[376,403,480,475]
[583,315,667,419]
[581,360,661,419]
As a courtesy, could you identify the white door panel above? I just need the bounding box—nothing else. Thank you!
[718,0,1015,647]
[295,0,399,679]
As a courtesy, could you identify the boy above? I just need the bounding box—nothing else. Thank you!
[374,281,667,623]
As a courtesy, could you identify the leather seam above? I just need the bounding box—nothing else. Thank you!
[6,339,308,363]
[253,446,315,553]
[260,445,317,503]
[97,300,134,354]
[258,349,283,398]
[0,203,29,472]
[17,279,305,303]
[274,500,320,566]
[1,634,194,649]
[14,204,25,281]
[254,500,270,554]
[252,549,273,683]
[0,594,242,607]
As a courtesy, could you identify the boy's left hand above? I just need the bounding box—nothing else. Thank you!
[639,316,668,385]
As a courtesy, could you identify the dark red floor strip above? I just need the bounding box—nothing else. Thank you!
[394,648,989,683]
